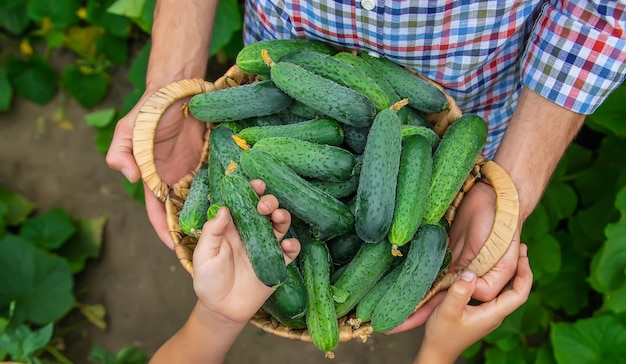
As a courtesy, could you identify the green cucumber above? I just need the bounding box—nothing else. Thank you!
[332,239,396,318]
[422,114,488,224]
[354,101,405,243]
[266,54,376,128]
[361,52,449,113]
[388,135,433,252]
[287,100,325,120]
[209,125,249,175]
[401,125,440,151]
[188,80,292,122]
[262,261,308,329]
[342,125,369,155]
[355,259,405,324]
[208,144,225,204]
[238,118,344,146]
[221,169,287,287]
[371,224,448,332]
[308,156,362,199]
[405,107,432,128]
[279,50,391,111]
[300,239,339,358]
[236,114,284,129]
[236,39,337,77]
[178,166,210,237]
[252,136,356,181]
[240,148,354,240]
[326,230,364,266]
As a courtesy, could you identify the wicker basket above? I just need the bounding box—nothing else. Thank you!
[132,62,519,344]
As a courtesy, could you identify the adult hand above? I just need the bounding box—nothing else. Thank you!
[106,92,207,249]
[388,181,522,333]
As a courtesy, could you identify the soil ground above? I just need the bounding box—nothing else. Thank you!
[0,57,428,363]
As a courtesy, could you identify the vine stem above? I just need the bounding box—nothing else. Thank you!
[44,344,73,364]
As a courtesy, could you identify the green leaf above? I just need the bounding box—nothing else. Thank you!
[536,240,590,316]
[209,0,242,56]
[107,0,145,18]
[599,281,626,314]
[88,343,117,364]
[0,2,30,35]
[19,207,77,250]
[94,122,116,154]
[6,56,59,105]
[0,187,36,226]
[45,30,66,49]
[85,108,117,128]
[586,84,626,137]
[54,216,106,274]
[22,322,53,356]
[0,235,75,325]
[527,234,561,284]
[521,203,550,243]
[485,293,549,349]
[27,0,81,29]
[484,345,527,364]
[551,315,626,363]
[535,341,557,364]
[77,303,107,330]
[116,346,148,364]
[590,185,626,293]
[128,41,151,90]
[0,68,13,111]
[97,34,129,65]
[64,25,107,58]
[567,196,617,255]
[541,182,578,229]
[133,0,155,34]
[121,88,143,115]
[87,0,131,37]
[62,65,109,109]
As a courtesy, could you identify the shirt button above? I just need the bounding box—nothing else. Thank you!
[361,0,376,10]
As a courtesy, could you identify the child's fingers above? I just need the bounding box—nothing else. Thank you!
[280,238,301,265]
[195,206,232,259]
[257,194,279,216]
[437,270,477,320]
[270,208,292,240]
[249,179,266,196]
[487,244,533,317]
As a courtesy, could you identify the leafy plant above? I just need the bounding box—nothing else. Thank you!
[462,83,626,363]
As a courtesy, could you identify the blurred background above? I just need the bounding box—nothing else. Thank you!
[1,1,625,363]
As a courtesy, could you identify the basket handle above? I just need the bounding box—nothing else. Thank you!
[414,159,520,311]
[132,78,216,202]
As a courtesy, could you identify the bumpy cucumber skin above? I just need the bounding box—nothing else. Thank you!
[239,118,344,146]
[371,224,448,332]
[401,125,440,151]
[208,146,225,205]
[252,136,356,181]
[405,107,432,128]
[308,156,362,199]
[361,52,449,113]
[354,107,403,243]
[236,39,337,76]
[188,80,293,122]
[262,262,308,329]
[300,239,340,355]
[355,260,405,323]
[221,172,287,287]
[279,50,391,112]
[332,240,396,318]
[269,61,376,128]
[342,125,369,155]
[422,114,488,225]
[388,135,433,247]
[326,230,365,266]
[209,125,248,177]
[237,114,284,129]
[178,167,210,237]
[240,148,354,240]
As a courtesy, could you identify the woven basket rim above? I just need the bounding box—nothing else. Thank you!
[131,56,520,344]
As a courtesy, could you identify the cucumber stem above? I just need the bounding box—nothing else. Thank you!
[390,98,409,111]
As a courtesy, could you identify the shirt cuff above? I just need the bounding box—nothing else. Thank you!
[521,2,626,115]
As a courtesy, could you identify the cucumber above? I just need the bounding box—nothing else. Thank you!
[178,166,210,237]
[188,80,293,122]
[401,125,440,151]
[240,148,354,240]
[308,156,362,199]
[300,239,339,358]
[342,125,369,155]
[287,100,325,120]
[326,230,364,266]
[355,259,405,323]
[265,52,376,128]
[422,114,488,224]
[238,118,344,146]
[405,107,432,128]
[236,38,337,77]
[236,114,284,129]
[388,135,433,253]
[361,52,449,113]
[208,146,225,205]
[221,168,287,287]
[252,137,356,181]
[279,50,392,111]
[332,239,396,318]
[209,125,249,176]
[354,100,405,243]
[371,224,448,332]
[262,261,308,329]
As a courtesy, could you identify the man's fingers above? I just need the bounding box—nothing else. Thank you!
[106,117,141,183]
[145,192,175,249]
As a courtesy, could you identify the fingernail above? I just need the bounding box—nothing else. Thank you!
[460,270,476,282]
[121,168,133,182]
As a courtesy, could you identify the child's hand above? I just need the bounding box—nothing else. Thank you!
[413,243,533,364]
[191,179,300,326]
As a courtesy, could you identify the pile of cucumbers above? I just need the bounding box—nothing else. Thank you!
[177,39,488,357]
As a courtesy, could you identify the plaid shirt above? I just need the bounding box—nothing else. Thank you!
[243,0,626,158]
